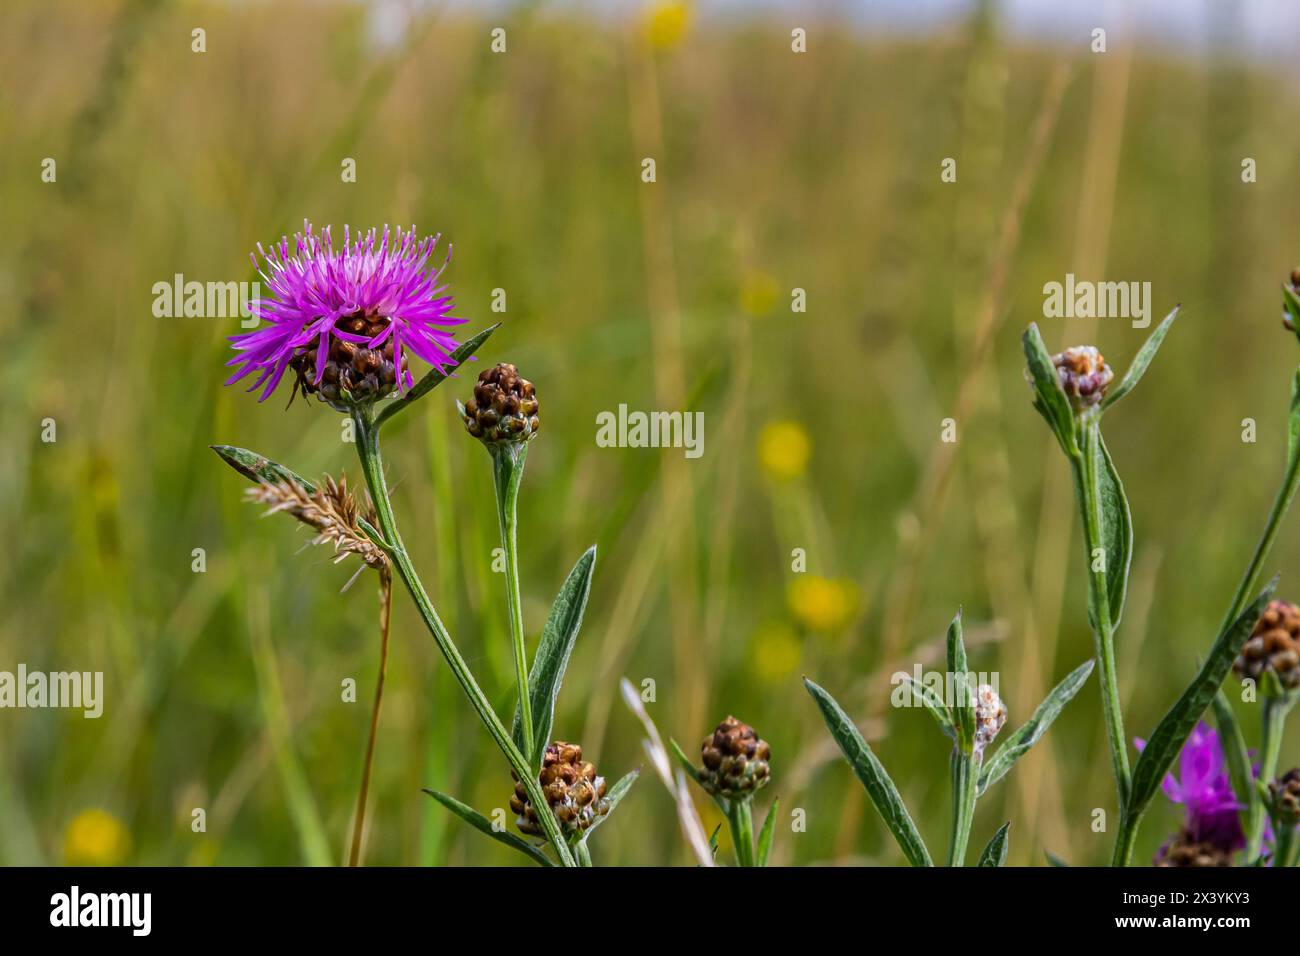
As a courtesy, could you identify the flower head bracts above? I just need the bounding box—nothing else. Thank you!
[226,222,464,404]
[1139,722,1247,864]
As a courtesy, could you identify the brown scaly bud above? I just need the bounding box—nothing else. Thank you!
[1285,269,1300,333]
[1051,346,1114,411]
[1269,768,1300,826]
[1154,829,1234,867]
[509,741,608,837]
[462,363,539,446]
[289,313,399,410]
[973,684,1007,754]
[1233,599,1300,692]
[699,716,771,801]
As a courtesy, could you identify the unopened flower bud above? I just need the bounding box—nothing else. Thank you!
[699,716,771,800]
[1269,768,1300,826]
[1052,346,1113,411]
[509,741,608,837]
[1233,599,1300,692]
[973,684,1007,753]
[462,363,539,446]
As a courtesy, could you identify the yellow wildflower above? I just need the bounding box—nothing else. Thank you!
[758,420,811,481]
[64,808,130,866]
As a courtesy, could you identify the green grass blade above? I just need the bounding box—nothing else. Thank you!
[978,659,1094,795]
[976,822,1010,867]
[756,797,780,867]
[1101,305,1179,411]
[422,789,554,867]
[804,677,933,866]
[510,545,596,764]
[1128,580,1276,818]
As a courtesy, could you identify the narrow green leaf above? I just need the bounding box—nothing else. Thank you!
[211,445,316,492]
[898,674,954,739]
[511,546,597,764]
[1045,850,1070,867]
[1128,580,1277,817]
[1022,323,1078,453]
[1101,305,1179,410]
[669,737,705,786]
[979,659,1095,795]
[578,769,639,847]
[1095,430,1133,625]
[976,822,1010,867]
[422,789,554,867]
[1211,691,1252,810]
[804,677,933,866]
[1288,368,1300,466]
[946,610,974,754]
[1283,284,1300,346]
[707,824,722,857]
[375,323,500,428]
[756,797,780,867]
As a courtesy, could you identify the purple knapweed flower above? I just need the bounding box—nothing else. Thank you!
[1136,722,1246,864]
[226,223,464,405]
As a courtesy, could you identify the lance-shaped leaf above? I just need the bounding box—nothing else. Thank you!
[211,445,316,492]
[374,323,499,428]
[977,822,1010,867]
[422,789,554,867]
[511,546,596,766]
[1101,305,1179,411]
[946,610,975,755]
[1284,283,1300,346]
[1022,323,1079,454]
[577,769,639,850]
[669,738,706,787]
[756,797,780,867]
[1128,580,1276,818]
[1288,368,1300,466]
[898,674,954,740]
[804,677,933,867]
[1094,430,1133,625]
[978,659,1094,795]
[1211,690,1252,810]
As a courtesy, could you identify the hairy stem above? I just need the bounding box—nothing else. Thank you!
[727,799,755,867]
[350,406,575,866]
[947,750,978,867]
[1072,422,1131,812]
[492,446,534,762]
[348,568,391,866]
[1247,695,1292,861]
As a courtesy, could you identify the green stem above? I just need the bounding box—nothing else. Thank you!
[350,407,575,867]
[1072,422,1131,811]
[1111,809,1138,868]
[726,799,755,867]
[947,750,978,867]
[1219,435,1300,632]
[1247,695,1291,861]
[492,446,534,763]
[1276,823,1299,867]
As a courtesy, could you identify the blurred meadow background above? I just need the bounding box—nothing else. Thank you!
[3,0,1300,867]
